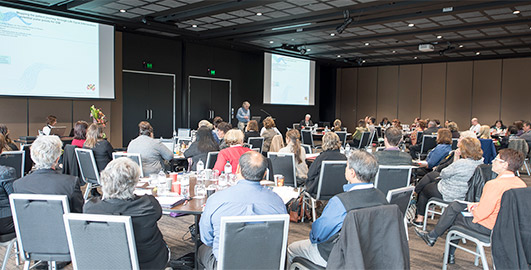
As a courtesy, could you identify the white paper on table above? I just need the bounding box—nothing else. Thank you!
[134,189,152,196]
[273,186,300,204]
[155,195,186,208]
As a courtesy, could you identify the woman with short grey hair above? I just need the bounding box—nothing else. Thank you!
[84,157,170,270]
[31,135,63,169]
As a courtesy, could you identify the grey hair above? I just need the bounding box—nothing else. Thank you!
[239,151,268,181]
[321,132,341,151]
[100,158,140,200]
[31,135,62,169]
[347,149,379,183]
[428,120,436,127]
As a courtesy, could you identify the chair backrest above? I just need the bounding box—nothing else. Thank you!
[386,186,415,217]
[21,144,33,175]
[10,194,70,262]
[420,135,437,154]
[451,138,459,150]
[177,138,192,147]
[178,128,191,138]
[206,151,219,170]
[267,152,297,187]
[64,213,139,270]
[248,137,265,153]
[0,151,24,179]
[358,132,371,149]
[316,161,348,200]
[75,148,100,185]
[300,130,314,147]
[375,126,383,139]
[218,214,289,270]
[301,144,312,154]
[335,131,347,146]
[293,123,301,130]
[508,139,529,156]
[416,131,424,144]
[374,165,413,198]
[479,138,496,164]
[112,152,144,177]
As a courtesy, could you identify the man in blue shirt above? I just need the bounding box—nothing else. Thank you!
[198,151,286,269]
[236,101,250,130]
[287,150,388,268]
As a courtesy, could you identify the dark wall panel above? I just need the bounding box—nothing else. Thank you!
[421,63,446,121]
[501,58,531,124]
[0,98,27,139]
[377,66,399,121]
[398,64,421,124]
[446,61,473,130]
[472,59,502,128]
[356,67,378,121]
[28,99,72,136]
[339,68,358,131]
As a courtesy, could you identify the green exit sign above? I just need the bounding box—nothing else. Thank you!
[147,63,153,69]
[210,69,215,75]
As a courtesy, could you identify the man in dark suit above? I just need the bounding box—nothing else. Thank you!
[287,150,388,268]
[14,135,84,213]
[374,127,413,166]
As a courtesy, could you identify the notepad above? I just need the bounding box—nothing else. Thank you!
[156,196,186,208]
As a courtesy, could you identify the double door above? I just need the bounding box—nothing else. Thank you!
[123,71,174,145]
[189,76,231,127]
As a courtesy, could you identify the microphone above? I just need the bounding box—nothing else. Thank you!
[260,108,272,117]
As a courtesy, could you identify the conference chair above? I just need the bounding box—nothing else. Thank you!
[21,144,33,175]
[63,213,139,270]
[247,137,264,153]
[442,226,490,270]
[292,123,301,130]
[355,132,371,149]
[419,135,437,159]
[112,152,144,177]
[217,214,289,270]
[10,194,70,270]
[423,197,450,231]
[387,186,415,239]
[335,131,347,147]
[267,152,297,187]
[0,232,19,270]
[206,151,219,170]
[301,144,312,154]
[303,161,347,221]
[374,165,413,198]
[451,138,459,150]
[75,148,100,200]
[300,130,318,150]
[0,151,24,179]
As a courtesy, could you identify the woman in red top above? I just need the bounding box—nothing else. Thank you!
[213,129,251,175]
[71,121,88,148]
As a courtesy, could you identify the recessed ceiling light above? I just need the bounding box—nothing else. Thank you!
[476,51,481,55]
[408,23,415,27]
[437,35,443,39]
[362,60,366,63]
[364,42,370,46]
[269,41,274,44]
[119,9,126,13]
[256,12,263,16]
[192,24,197,28]
[307,49,311,52]
[414,56,418,59]
[337,55,341,58]
[330,33,335,36]
[459,44,464,48]
[392,50,396,53]
[513,10,520,14]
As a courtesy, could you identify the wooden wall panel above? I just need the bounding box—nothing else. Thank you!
[398,65,421,125]
[28,99,73,136]
[446,61,473,130]
[73,100,112,134]
[472,59,502,127]
[339,68,358,131]
[356,67,378,121]
[377,66,399,121]
[421,63,446,121]
[501,58,531,124]
[0,98,27,140]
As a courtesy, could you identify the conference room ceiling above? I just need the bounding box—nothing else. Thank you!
[9,0,531,66]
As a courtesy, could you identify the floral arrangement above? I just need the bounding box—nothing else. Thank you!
[90,105,107,127]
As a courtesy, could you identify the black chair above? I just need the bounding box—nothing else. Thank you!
[335,131,347,147]
[304,161,347,221]
[420,135,437,159]
[21,144,33,175]
[62,145,80,178]
[248,137,264,153]
[112,152,144,177]
[267,152,297,187]
[374,165,413,198]
[206,151,219,170]
[74,148,100,200]
[387,186,415,239]
[300,130,315,149]
[301,144,312,154]
[0,151,24,179]
[451,138,458,150]
[355,132,371,149]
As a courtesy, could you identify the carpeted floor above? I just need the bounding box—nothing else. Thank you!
[1,174,529,269]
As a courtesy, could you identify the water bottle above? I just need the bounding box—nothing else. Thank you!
[218,172,228,188]
[345,143,351,157]
[181,174,190,197]
[224,161,232,175]
[196,159,204,172]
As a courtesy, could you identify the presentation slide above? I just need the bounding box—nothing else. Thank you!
[0,5,115,99]
[263,53,315,106]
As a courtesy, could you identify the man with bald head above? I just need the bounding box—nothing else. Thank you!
[469,118,481,135]
[198,151,287,270]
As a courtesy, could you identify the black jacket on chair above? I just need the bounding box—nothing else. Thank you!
[62,144,80,178]
[465,164,497,202]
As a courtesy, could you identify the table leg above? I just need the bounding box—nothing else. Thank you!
[194,214,200,269]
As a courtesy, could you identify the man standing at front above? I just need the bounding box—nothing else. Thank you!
[198,151,287,269]
[236,101,250,130]
[287,150,388,267]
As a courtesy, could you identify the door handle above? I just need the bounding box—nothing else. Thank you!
[212,110,215,118]
[146,109,149,119]
[150,109,153,119]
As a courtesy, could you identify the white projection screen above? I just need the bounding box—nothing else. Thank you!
[0,5,115,99]
[263,52,315,106]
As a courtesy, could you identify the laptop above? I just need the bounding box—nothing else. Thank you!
[49,126,67,136]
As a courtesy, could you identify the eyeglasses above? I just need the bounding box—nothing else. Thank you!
[493,157,506,163]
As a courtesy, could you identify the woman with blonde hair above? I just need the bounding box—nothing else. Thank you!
[213,129,251,175]
[478,125,491,139]
[261,117,278,153]
[0,124,18,151]
[304,132,347,194]
[279,130,308,183]
[333,119,342,131]
[269,135,285,152]
[84,123,113,172]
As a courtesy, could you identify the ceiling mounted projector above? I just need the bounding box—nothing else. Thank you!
[419,44,434,52]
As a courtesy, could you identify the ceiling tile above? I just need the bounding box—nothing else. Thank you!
[515,4,531,11]
[490,14,517,20]
[215,21,237,27]
[128,7,153,15]
[416,23,439,28]
[114,12,139,18]
[463,16,489,23]
[246,6,275,13]
[117,0,145,5]
[247,15,271,21]
[284,7,311,15]
[327,0,358,8]
[196,16,219,23]
[266,2,296,9]
[266,11,291,18]
[438,20,463,26]
[305,3,334,11]
[230,18,253,24]
[104,2,131,10]
[484,8,512,15]
[227,10,254,17]
[157,0,185,8]
[456,11,482,18]
[211,13,237,20]
[142,4,168,12]
[430,15,456,22]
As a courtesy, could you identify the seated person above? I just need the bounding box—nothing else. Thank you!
[243,120,260,143]
[42,115,57,135]
[374,127,412,166]
[213,129,251,175]
[519,121,531,147]
[478,125,491,139]
[380,117,391,129]
[84,123,114,172]
[305,132,347,195]
[415,149,527,264]
[287,150,388,267]
[424,120,439,135]
[0,124,18,151]
[413,137,484,226]
[127,121,173,175]
[365,116,377,134]
[0,136,17,235]
[333,119,342,132]
[261,117,277,153]
[84,158,169,270]
[14,135,83,213]
[198,151,287,269]
[410,119,427,146]
[418,128,453,169]
[216,122,232,150]
[71,121,88,148]
[300,114,313,128]
[490,120,507,137]
[260,117,281,136]
[212,116,223,143]
[184,127,219,171]
[279,129,308,183]
[447,121,460,138]
[349,119,369,147]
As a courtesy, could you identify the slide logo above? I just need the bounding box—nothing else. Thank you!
[87,84,96,91]
[0,11,32,25]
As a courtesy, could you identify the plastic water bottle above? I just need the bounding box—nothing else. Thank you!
[181,174,190,197]
[345,143,351,157]
[224,161,232,175]
[218,172,228,188]
[196,159,204,172]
